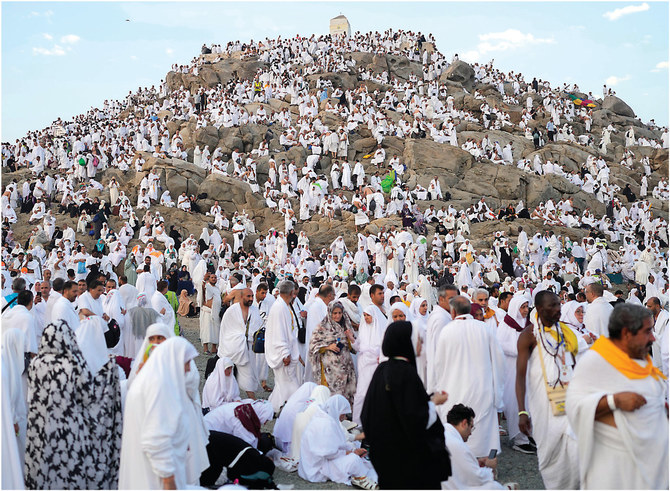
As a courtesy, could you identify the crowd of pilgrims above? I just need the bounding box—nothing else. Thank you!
[1,28,669,491]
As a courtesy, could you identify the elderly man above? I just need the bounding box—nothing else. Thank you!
[473,288,504,331]
[566,304,668,489]
[583,283,613,338]
[265,280,303,413]
[218,288,262,399]
[425,284,458,393]
[433,295,504,458]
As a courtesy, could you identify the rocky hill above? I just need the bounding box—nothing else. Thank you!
[4,38,668,260]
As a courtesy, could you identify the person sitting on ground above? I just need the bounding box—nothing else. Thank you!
[443,403,519,490]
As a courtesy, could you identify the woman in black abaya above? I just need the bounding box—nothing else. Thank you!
[360,321,451,489]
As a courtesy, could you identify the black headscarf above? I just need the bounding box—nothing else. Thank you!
[361,321,450,489]
[381,320,416,367]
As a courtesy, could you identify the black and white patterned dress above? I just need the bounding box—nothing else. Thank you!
[24,320,122,489]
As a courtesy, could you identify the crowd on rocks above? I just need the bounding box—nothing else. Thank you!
[2,27,668,491]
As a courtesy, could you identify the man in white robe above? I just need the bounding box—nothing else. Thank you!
[584,283,613,338]
[200,274,221,354]
[136,265,158,298]
[566,304,668,489]
[443,404,505,490]
[151,281,175,337]
[265,280,302,413]
[252,284,274,390]
[433,296,504,458]
[50,280,81,331]
[516,291,579,489]
[218,288,261,398]
[425,285,457,393]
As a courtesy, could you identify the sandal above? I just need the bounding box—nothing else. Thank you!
[351,476,379,490]
[499,424,507,436]
[262,383,273,392]
[277,456,298,473]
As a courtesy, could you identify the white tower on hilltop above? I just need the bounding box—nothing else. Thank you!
[330,15,350,38]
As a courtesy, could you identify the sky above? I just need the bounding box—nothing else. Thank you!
[2,1,668,142]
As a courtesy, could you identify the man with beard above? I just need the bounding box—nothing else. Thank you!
[566,304,668,489]
[217,288,262,399]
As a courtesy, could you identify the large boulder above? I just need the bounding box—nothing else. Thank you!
[194,126,220,150]
[386,54,422,80]
[602,95,635,118]
[439,61,475,89]
[403,139,474,178]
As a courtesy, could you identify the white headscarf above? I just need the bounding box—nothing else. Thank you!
[289,385,331,460]
[560,300,585,329]
[201,357,240,410]
[324,394,351,422]
[388,301,413,326]
[409,297,429,324]
[273,382,318,452]
[508,295,530,328]
[76,316,111,375]
[127,322,175,388]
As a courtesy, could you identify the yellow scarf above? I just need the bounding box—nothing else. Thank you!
[534,311,579,356]
[591,336,666,381]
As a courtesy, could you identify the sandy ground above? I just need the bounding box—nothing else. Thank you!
[180,314,545,490]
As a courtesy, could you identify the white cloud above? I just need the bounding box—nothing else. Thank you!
[130,55,138,61]
[165,48,174,55]
[605,74,631,86]
[33,45,66,56]
[42,33,53,41]
[60,34,80,45]
[29,10,54,18]
[460,29,555,63]
[603,3,649,21]
[651,61,669,72]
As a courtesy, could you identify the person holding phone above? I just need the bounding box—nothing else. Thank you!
[443,404,518,490]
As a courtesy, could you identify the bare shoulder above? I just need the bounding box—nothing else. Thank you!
[518,325,536,351]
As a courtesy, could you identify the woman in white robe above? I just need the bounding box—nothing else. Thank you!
[202,356,241,410]
[298,395,377,486]
[409,297,429,387]
[2,328,27,475]
[125,322,174,393]
[289,385,331,460]
[119,337,200,490]
[273,382,317,453]
[351,306,384,424]
[496,296,531,450]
